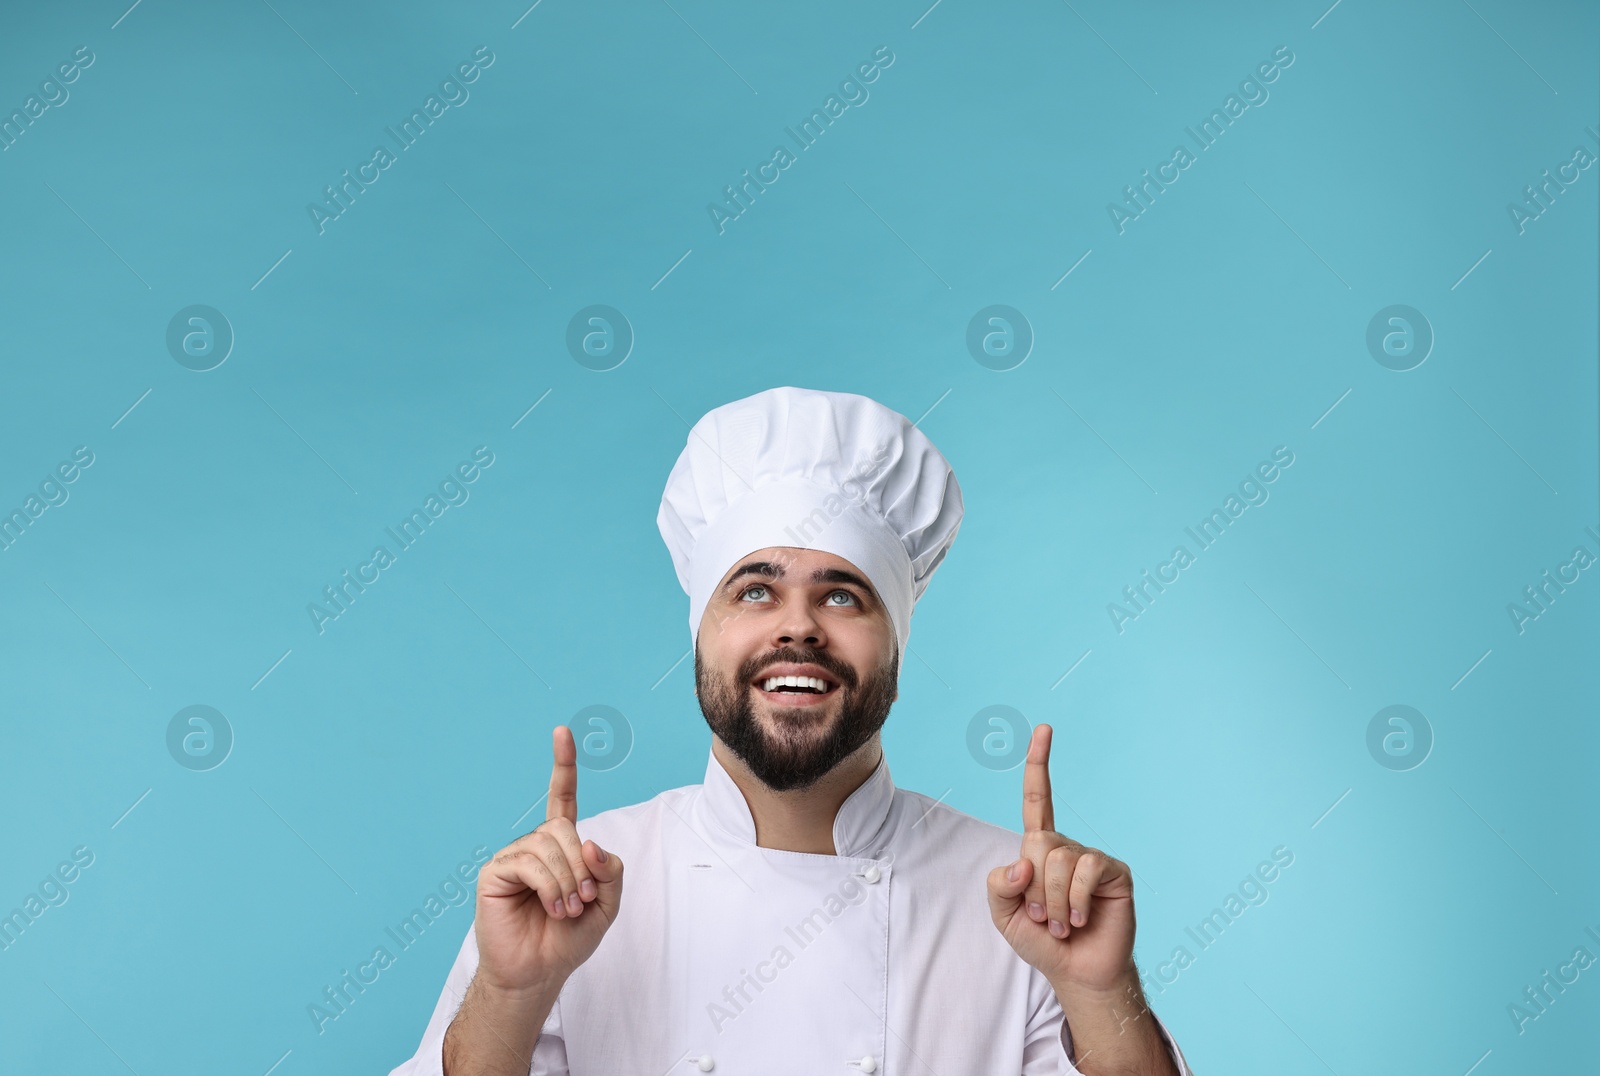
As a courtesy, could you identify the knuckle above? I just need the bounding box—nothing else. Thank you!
[1021,831,1054,856]
[516,851,551,877]
[508,854,555,895]
[1044,854,1074,890]
[540,846,573,880]
[496,848,533,867]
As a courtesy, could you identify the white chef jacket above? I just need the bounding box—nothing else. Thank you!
[389,746,1194,1075]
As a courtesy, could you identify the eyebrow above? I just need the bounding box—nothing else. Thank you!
[720,560,878,605]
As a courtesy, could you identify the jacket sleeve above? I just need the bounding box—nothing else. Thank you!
[386,920,570,1076]
[1021,968,1194,1075]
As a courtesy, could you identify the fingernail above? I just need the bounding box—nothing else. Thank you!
[1071,908,1084,926]
[550,900,565,919]
[580,878,597,900]
[1006,860,1023,882]
[1049,919,1065,937]
[566,893,582,915]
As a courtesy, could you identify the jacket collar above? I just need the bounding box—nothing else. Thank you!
[699,742,896,858]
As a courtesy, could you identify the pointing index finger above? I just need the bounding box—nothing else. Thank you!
[547,725,579,824]
[1021,723,1054,834]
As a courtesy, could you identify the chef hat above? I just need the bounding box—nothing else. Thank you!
[657,386,963,657]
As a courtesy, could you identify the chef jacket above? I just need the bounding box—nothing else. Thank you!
[389,746,1195,1075]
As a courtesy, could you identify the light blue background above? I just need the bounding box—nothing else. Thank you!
[1,1,1595,1073]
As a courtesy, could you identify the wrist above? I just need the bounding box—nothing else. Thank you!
[1049,961,1141,1008]
[1052,967,1154,1043]
[1051,967,1176,1076]
[471,969,567,1009]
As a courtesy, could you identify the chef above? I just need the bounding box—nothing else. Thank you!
[390,386,1194,1075]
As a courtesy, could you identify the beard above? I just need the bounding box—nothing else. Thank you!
[694,641,899,792]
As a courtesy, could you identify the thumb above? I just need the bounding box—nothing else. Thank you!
[986,857,1032,923]
[584,839,624,917]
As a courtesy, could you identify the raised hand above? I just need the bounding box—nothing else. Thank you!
[985,724,1137,993]
[471,726,625,995]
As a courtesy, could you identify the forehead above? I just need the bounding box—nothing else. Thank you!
[714,546,869,587]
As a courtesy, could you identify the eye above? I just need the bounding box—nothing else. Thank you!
[826,590,859,607]
[738,584,772,603]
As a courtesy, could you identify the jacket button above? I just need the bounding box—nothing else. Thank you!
[860,1056,878,1073]
[696,1055,714,1071]
[861,865,881,884]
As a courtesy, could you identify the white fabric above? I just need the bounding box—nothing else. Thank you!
[387,747,1195,1075]
[656,386,965,656]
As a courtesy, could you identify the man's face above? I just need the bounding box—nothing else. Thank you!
[694,546,899,792]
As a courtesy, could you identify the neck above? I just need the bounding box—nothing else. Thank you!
[711,734,883,855]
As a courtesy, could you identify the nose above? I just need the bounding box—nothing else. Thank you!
[772,602,825,648]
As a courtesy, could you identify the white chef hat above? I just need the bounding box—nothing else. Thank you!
[657,386,963,656]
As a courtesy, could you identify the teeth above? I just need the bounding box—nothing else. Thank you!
[761,675,831,693]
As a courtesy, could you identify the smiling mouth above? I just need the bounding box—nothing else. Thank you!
[750,674,840,705]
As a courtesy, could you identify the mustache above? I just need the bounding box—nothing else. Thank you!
[741,646,857,690]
